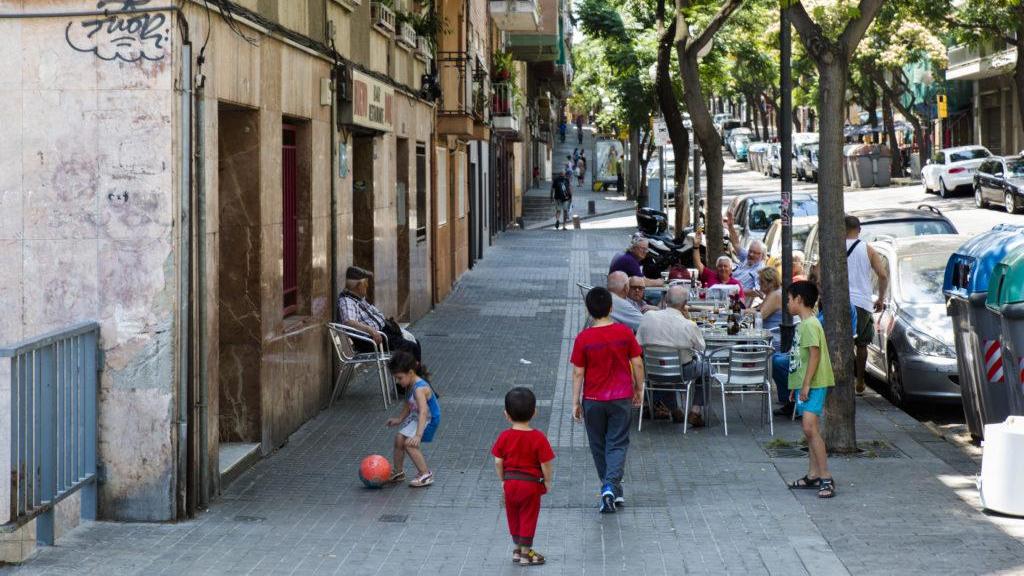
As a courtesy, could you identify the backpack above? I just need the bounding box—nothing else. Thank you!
[554,178,570,201]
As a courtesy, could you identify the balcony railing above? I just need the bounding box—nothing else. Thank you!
[371,2,396,34]
[0,322,98,546]
[398,22,417,48]
[415,36,432,61]
[437,51,482,120]
[491,82,519,133]
[489,0,540,32]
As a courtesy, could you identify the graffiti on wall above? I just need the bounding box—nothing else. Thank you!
[65,0,170,62]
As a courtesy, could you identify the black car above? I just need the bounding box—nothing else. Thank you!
[805,205,958,265]
[974,156,1024,214]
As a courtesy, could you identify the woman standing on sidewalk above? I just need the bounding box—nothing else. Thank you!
[570,287,645,513]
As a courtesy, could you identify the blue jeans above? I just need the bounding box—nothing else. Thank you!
[772,352,790,404]
[583,399,632,496]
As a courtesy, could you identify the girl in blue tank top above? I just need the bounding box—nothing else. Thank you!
[385,351,441,487]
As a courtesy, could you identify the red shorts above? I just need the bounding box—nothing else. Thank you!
[503,480,544,546]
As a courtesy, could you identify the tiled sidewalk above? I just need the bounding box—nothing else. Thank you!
[10,227,1024,576]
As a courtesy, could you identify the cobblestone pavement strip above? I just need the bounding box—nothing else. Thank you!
[10,227,1024,575]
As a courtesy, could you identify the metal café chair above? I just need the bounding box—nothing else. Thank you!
[576,282,593,299]
[327,322,395,409]
[640,345,702,433]
[707,344,775,436]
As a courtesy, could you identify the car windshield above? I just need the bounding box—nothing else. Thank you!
[749,199,818,230]
[792,224,812,251]
[949,148,990,162]
[860,219,956,240]
[899,253,948,304]
[1008,159,1024,177]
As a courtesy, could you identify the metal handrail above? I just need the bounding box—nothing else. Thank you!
[0,322,99,545]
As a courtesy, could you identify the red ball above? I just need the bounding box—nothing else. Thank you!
[359,455,392,488]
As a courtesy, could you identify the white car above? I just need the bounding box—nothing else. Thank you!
[922,145,992,198]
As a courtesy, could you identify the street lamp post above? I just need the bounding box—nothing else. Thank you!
[779,1,794,352]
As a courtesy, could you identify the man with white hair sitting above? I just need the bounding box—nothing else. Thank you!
[726,212,767,293]
[609,236,665,287]
[607,271,644,331]
[636,285,710,427]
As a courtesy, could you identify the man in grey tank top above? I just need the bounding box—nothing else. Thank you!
[845,216,889,395]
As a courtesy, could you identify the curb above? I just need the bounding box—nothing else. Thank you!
[524,205,637,231]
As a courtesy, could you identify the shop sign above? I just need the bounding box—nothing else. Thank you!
[344,70,393,132]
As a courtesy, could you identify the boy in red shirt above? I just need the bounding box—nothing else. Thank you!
[570,286,645,514]
[492,387,555,566]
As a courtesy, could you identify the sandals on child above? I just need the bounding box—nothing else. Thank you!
[519,549,545,566]
[408,471,434,487]
[788,475,820,489]
[817,478,836,499]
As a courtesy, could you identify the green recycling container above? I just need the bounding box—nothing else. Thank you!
[987,249,1024,416]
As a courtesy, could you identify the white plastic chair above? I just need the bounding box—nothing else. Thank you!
[708,344,775,436]
[327,323,395,409]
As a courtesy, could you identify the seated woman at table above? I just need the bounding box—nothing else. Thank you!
[755,267,784,350]
[691,232,745,302]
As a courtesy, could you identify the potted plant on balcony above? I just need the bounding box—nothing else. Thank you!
[492,50,514,82]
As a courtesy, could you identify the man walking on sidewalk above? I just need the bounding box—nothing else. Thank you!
[576,115,584,145]
[845,216,888,395]
[571,287,645,513]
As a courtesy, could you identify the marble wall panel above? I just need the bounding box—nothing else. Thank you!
[262,323,327,451]
[96,237,174,350]
[0,241,23,346]
[0,18,23,90]
[21,90,101,241]
[0,90,24,241]
[94,90,174,240]
[373,133,398,319]
[0,358,10,524]
[22,239,99,334]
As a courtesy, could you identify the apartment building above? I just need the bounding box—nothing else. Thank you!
[0,0,438,556]
[946,40,1023,154]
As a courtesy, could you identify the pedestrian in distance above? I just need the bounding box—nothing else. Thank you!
[576,115,584,145]
[571,287,645,513]
[785,281,836,499]
[564,155,575,180]
[551,174,572,230]
[577,152,587,188]
[492,387,555,566]
[559,120,567,143]
[384,351,440,488]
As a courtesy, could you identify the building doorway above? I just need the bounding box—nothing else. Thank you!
[353,135,376,300]
[396,138,410,322]
[216,104,263,492]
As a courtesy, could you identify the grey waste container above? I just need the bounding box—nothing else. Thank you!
[873,145,892,187]
[846,144,876,188]
[945,224,1024,440]
[842,144,861,187]
[987,249,1024,416]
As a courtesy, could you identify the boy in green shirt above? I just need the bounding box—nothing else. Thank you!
[786,281,836,499]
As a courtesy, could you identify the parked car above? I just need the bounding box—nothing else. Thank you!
[804,205,958,266]
[791,133,819,179]
[922,145,992,198]
[974,155,1024,214]
[727,128,753,158]
[720,118,744,140]
[762,215,818,270]
[797,143,819,182]
[733,134,752,162]
[727,192,819,252]
[712,113,733,133]
[864,235,973,407]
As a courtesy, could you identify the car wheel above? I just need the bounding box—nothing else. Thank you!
[976,186,987,209]
[1007,192,1019,214]
[887,353,907,408]
[939,178,951,199]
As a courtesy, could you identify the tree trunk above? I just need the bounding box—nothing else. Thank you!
[677,45,725,261]
[882,92,902,177]
[759,96,770,141]
[655,6,691,232]
[792,106,803,132]
[751,94,762,140]
[817,62,858,453]
[808,109,816,132]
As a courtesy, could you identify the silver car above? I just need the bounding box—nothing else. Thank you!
[864,235,973,407]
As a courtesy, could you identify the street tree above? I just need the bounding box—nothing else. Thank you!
[673,0,744,263]
[789,0,885,453]
[654,0,692,231]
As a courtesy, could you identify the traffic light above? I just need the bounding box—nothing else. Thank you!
[937,94,948,119]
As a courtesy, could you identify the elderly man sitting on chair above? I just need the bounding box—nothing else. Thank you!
[337,266,421,360]
[636,285,710,427]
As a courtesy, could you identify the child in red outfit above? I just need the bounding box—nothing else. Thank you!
[491,387,555,566]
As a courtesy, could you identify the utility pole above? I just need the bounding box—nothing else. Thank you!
[780,0,794,352]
